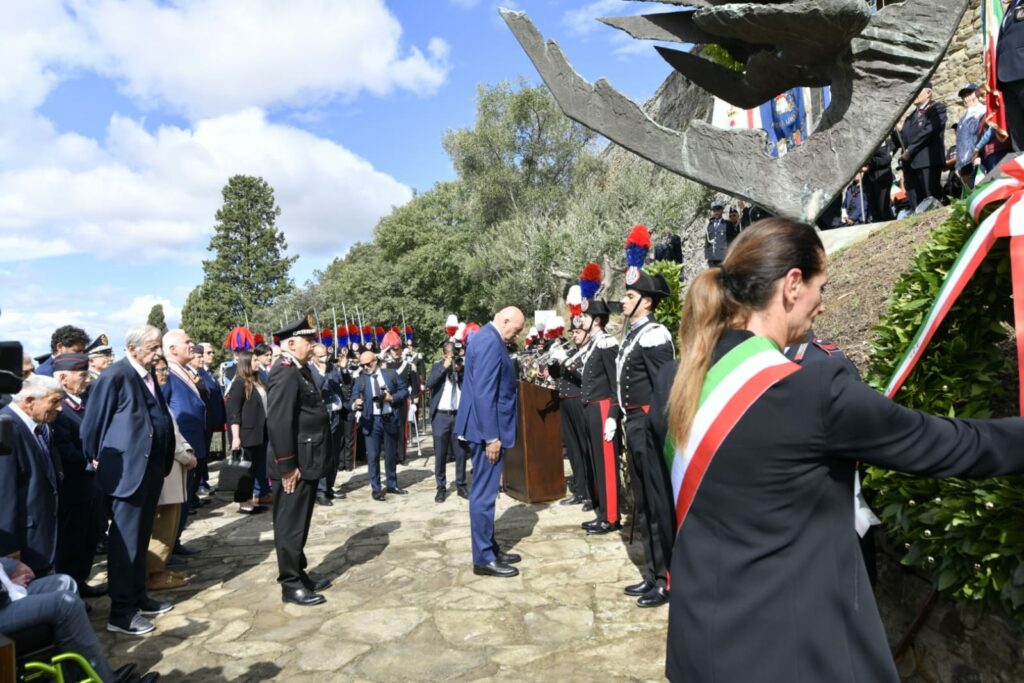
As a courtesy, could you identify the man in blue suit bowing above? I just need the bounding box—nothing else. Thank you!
[455,306,525,577]
[81,324,176,636]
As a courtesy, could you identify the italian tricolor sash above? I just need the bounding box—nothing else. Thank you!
[666,336,800,534]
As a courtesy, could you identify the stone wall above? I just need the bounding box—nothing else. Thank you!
[932,0,985,148]
[874,538,1024,682]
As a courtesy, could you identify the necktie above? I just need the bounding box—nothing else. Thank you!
[34,424,48,453]
[144,372,157,397]
[371,373,381,413]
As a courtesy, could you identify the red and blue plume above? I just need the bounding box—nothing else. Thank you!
[579,262,602,300]
[320,328,333,345]
[253,333,265,345]
[337,326,349,348]
[405,325,414,343]
[375,326,385,344]
[625,224,651,269]
[361,325,372,344]
[224,326,255,351]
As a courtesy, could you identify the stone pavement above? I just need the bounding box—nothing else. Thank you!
[89,447,669,681]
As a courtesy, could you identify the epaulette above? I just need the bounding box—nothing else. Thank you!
[638,324,673,348]
[812,338,842,357]
[596,335,619,350]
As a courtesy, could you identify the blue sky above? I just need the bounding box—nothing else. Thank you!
[1,0,676,356]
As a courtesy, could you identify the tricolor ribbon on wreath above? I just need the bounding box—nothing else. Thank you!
[885,156,1024,412]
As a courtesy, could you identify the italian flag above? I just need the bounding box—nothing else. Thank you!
[983,0,1009,140]
[665,337,799,533]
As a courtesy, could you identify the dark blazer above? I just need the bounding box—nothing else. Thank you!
[426,359,463,422]
[161,369,207,460]
[899,100,948,170]
[998,2,1024,84]
[80,358,175,499]
[199,367,226,434]
[0,406,60,573]
[350,367,408,433]
[51,394,90,480]
[266,355,331,480]
[454,322,518,447]
[225,376,267,449]
[666,329,1024,683]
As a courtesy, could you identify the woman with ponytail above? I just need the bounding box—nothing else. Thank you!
[664,218,1024,682]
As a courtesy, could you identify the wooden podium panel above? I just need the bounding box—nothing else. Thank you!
[503,381,565,503]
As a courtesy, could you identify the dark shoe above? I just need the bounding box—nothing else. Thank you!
[315,494,333,507]
[456,486,468,499]
[497,551,521,565]
[559,494,583,506]
[112,663,138,683]
[435,489,447,503]
[79,583,108,599]
[107,613,155,636]
[238,502,258,514]
[581,500,595,512]
[137,673,162,683]
[372,491,386,501]
[624,579,655,597]
[580,518,601,531]
[334,489,347,499]
[167,554,186,568]
[385,486,408,495]
[138,598,173,616]
[473,561,519,578]
[282,586,326,606]
[637,586,670,608]
[586,521,622,535]
[301,574,333,592]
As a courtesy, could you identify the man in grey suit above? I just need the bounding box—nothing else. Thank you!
[0,557,154,682]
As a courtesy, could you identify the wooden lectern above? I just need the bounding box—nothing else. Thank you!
[503,381,565,503]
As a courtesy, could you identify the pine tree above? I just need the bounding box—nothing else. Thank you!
[146,304,168,334]
[181,175,297,350]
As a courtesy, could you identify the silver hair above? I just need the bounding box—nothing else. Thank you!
[162,328,188,357]
[198,342,213,353]
[13,374,62,402]
[124,324,161,350]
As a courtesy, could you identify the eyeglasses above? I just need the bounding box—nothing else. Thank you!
[155,367,170,374]
[360,362,374,369]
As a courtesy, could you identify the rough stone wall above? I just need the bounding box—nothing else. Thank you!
[932,0,985,148]
[874,540,1024,682]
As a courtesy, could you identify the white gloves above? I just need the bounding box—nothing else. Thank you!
[549,346,568,363]
[603,417,617,442]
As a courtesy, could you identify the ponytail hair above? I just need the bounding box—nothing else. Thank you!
[668,218,824,447]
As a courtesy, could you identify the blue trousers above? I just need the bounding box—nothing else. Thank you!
[363,415,399,493]
[468,441,503,565]
[0,574,114,681]
[108,459,163,622]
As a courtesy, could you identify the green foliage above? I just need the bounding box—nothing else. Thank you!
[864,199,1024,619]
[146,304,168,335]
[182,175,297,351]
[701,45,744,72]
[646,260,683,346]
[442,80,603,227]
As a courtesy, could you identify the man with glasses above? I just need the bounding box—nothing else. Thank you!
[81,325,176,635]
[351,350,409,501]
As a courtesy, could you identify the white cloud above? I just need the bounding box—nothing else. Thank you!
[562,0,678,46]
[0,108,413,262]
[562,0,626,37]
[449,0,482,7]
[69,0,450,119]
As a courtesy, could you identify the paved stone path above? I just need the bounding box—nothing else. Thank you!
[90,446,668,681]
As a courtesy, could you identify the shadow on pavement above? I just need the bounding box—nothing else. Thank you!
[495,503,543,551]
[311,520,401,582]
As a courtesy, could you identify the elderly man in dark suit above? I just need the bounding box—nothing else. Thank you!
[455,306,525,577]
[0,374,64,575]
[51,353,107,598]
[350,350,409,501]
[81,324,176,636]
[899,84,948,209]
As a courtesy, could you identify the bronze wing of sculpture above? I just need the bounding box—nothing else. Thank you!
[501,0,969,222]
